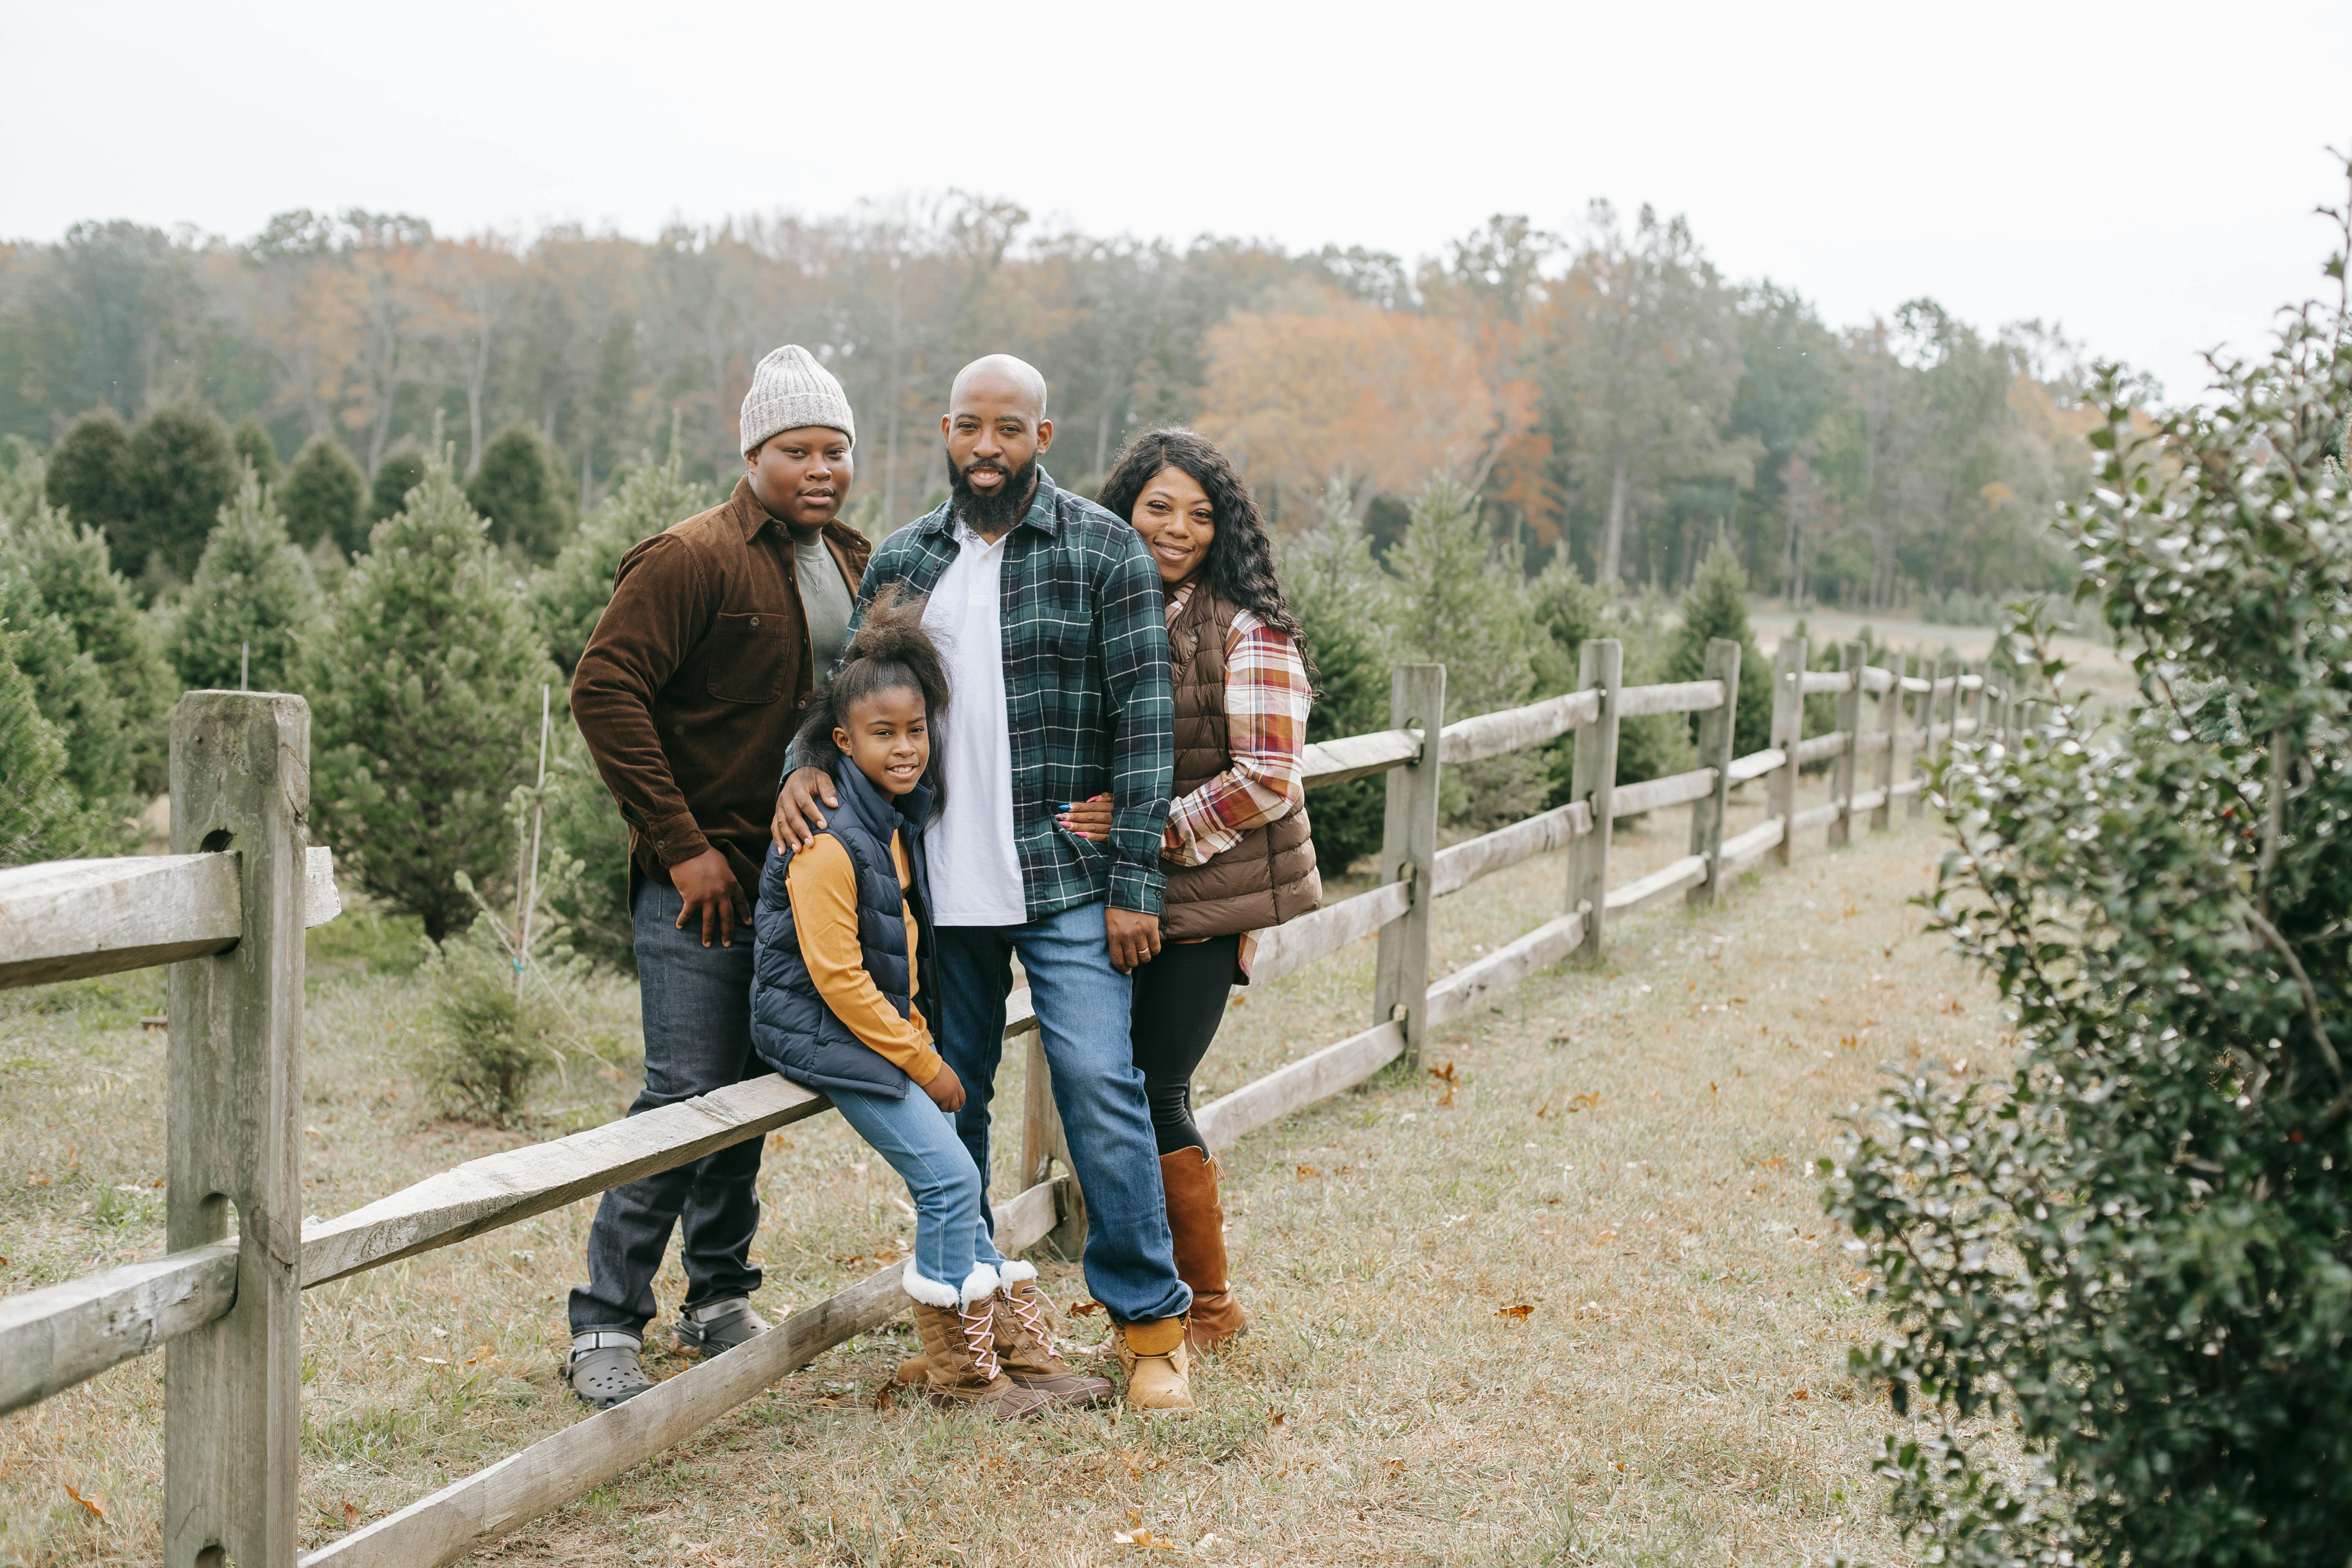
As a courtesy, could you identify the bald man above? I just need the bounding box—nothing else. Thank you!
[773,355,1196,1408]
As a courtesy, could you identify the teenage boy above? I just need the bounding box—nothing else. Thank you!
[564,346,866,1409]
[774,354,1198,1410]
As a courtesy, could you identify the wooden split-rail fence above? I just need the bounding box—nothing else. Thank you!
[0,638,2025,1566]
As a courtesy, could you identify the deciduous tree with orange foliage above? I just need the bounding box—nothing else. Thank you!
[1194,287,1523,519]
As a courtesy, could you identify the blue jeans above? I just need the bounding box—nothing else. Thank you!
[933,900,1192,1325]
[569,878,766,1336]
[829,1085,1007,1295]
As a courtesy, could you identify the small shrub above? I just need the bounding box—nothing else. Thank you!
[413,921,568,1125]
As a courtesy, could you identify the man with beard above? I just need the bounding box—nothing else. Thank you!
[772,354,1196,1410]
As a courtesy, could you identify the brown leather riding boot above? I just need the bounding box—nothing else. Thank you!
[1160,1147,1249,1352]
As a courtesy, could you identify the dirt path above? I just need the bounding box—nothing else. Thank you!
[1,803,1994,1566]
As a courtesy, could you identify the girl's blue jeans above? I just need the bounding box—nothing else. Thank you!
[828,1081,1006,1294]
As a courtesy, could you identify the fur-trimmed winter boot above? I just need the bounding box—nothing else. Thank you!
[986,1260,1114,1406]
[901,1261,1053,1421]
[1160,1147,1249,1352]
[1114,1315,1194,1412]
[895,1261,1112,1407]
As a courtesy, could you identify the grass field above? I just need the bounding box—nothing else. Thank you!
[0,779,2000,1566]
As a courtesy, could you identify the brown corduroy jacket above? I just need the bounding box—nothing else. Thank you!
[572,477,871,894]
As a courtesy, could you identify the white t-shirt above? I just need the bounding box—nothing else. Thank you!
[921,520,1027,926]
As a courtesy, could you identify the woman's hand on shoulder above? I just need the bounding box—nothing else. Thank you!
[1055,792,1114,842]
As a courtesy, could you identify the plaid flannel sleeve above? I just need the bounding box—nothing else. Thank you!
[1095,525,1174,915]
[1162,612,1310,868]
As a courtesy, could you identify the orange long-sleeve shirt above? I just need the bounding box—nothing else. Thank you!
[781,832,945,1088]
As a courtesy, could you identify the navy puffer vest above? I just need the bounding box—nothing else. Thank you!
[750,755,936,1099]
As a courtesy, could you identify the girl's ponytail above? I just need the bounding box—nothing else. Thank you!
[793,586,951,813]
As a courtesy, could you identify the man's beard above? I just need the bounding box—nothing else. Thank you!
[949,451,1038,536]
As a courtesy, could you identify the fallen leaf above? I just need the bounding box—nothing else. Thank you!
[1494,1303,1535,1321]
[1269,1410,1292,1432]
[64,1483,106,1520]
[1067,1299,1104,1317]
[1428,1060,1459,1105]
[343,1501,359,1530]
[1535,1101,1550,1118]
[25,1171,49,1187]
[1710,1081,1717,1093]
[1791,1388,1811,1401]
[1295,1164,1321,1179]
[872,1381,896,1412]
[1382,1455,1405,1477]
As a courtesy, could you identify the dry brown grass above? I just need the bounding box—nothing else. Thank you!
[1,777,2002,1566]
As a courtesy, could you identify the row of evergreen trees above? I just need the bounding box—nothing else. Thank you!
[0,424,1779,963]
[38,402,576,588]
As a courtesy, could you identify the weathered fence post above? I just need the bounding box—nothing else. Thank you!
[1020,1034,1085,1258]
[1566,639,1622,956]
[1909,651,1941,818]
[165,691,309,1568]
[1768,638,1804,866]
[1871,650,1900,832]
[1373,664,1445,1071]
[1829,641,1863,848]
[1688,637,1740,906]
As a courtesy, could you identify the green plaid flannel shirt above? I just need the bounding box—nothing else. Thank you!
[849,470,1174,920]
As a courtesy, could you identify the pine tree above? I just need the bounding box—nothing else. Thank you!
[168,470,320,695]
[531,447,714,676]
[1386,472,1544,828]
[0,627,100,866]
[368,439,429,527]
[1665,539,1774,757]
[0,500,176,793]
[1275,479,1392,872]
[466,424,573,561]
[124,400,239,583]
[0,435,44,522]
[230,418,282,488]
[281,435,366,555]
[308,446,559,942]
[0,563,134,832]
[44,408,135,542]
[525,447,715,965]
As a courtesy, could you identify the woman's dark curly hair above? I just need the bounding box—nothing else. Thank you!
[792,585,950,818]
[1096,427,1308,659]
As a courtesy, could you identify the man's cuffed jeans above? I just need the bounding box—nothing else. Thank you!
[932,900,1192,1325]
[568,878,764,1336]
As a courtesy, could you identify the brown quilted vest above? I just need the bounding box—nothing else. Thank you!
[1160,583,1322,942]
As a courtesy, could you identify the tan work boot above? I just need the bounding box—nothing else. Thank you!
[896,1262,1112,1408]
[1114,1315,1194,1412]
[902,1262,1052,1421]
[1160,1147,1249,1352]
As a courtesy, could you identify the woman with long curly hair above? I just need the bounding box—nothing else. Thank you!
[1061,427,1322,1352]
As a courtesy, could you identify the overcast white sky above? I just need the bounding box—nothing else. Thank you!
[6,0,2349,401]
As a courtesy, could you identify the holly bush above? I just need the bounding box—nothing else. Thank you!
[1827,174,2352,1564]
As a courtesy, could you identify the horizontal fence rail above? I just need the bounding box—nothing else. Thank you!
[0,645,2025,1566]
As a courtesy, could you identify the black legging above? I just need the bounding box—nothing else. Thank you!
[1129,934,1243,1156]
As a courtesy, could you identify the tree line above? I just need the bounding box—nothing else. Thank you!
[0,198,2119,610]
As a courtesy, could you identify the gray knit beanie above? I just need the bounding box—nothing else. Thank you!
[740,345,855,455]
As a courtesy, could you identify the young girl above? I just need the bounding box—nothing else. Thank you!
[748,592,1107,1418]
